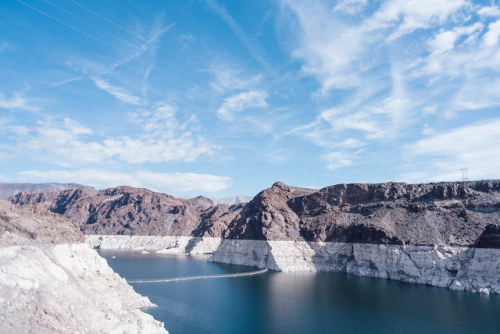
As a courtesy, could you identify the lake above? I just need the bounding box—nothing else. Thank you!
[99,250,500,334]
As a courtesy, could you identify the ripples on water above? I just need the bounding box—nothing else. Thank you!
[99,250,500,334]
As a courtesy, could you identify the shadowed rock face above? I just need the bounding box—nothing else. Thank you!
[224,180,500,247]
[9,180,500,248]
[288,181,500,246]
[224,182,318,240]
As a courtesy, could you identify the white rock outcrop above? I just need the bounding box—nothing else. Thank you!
[0,243,167,333]
[209,239,500,294]
[88,235,500,295]
[86,235,222,254]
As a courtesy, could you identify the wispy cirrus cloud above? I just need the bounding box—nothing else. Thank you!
[282,0,500,171]
[333,0,367,15]
[217,90,268,121]
[208,63,263,94]
[18,169,231,194]
[204,0,270,69]
[92,77,143,105]
[282,0,471,92]
[402,119,500,182]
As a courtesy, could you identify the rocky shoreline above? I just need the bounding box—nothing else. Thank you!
[88,234,500,295]
[210,239,500,294]
[86,235,222,255]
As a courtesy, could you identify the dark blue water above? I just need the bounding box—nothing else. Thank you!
[99,251,500,334]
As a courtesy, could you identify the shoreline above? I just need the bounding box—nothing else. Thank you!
[87,235,500,295]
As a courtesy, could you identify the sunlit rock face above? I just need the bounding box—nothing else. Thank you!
[9,186,245,237]
[0,200,167,333]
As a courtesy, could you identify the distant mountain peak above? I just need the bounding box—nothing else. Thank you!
[0,183,91,198]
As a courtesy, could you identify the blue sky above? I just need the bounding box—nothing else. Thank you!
[1,0,500,197]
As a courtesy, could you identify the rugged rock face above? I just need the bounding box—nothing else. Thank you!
[9,180,500,248]
[10,187,244,237]
[0,182,89,198]
[208,180,500,294]
[0,200,84,247]
[0,200,167,333]
[224,182,317,240]
[224,180,500,248]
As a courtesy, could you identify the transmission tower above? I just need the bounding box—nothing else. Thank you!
[460,168,469,181]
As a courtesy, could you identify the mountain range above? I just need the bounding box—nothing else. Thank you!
[8,180,500,248]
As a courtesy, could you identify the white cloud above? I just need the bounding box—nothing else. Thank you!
[333,0,367,15]
[0,92,39,112]
[208,64,263,94]
[282,0,500,172]
[318,94,411,141]
[283,0,365,91]
[478,6,500,18]
[217,90,268,121]
[92,78,143,105]
[403,119,500,182]
[18,169,231,194]
[323,151,353,170]
[483,20,500,47]
[451,78,500,111]
[15,110,216,165]
[427,23,483,54]
[129,103,179,135]
[282,0,470,92]
[291,62,413,169]
[372,0,471,41]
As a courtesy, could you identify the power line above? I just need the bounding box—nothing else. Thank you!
[17,0,117,50]
[68,0,202,68]
[16,0,213,96]
[40,0,205,85]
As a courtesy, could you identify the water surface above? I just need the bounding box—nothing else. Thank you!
[99,250,500,334]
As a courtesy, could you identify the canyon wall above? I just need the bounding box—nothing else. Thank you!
[10,180,500,294]
[209,239,500,294]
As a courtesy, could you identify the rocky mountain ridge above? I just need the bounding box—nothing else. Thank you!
[9,180,500,248]
[10,186,244,238]
[0,182,90,198]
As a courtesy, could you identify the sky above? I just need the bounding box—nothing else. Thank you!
[1,0,500,197]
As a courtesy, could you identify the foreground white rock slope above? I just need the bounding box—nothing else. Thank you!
[0,200,167,333]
